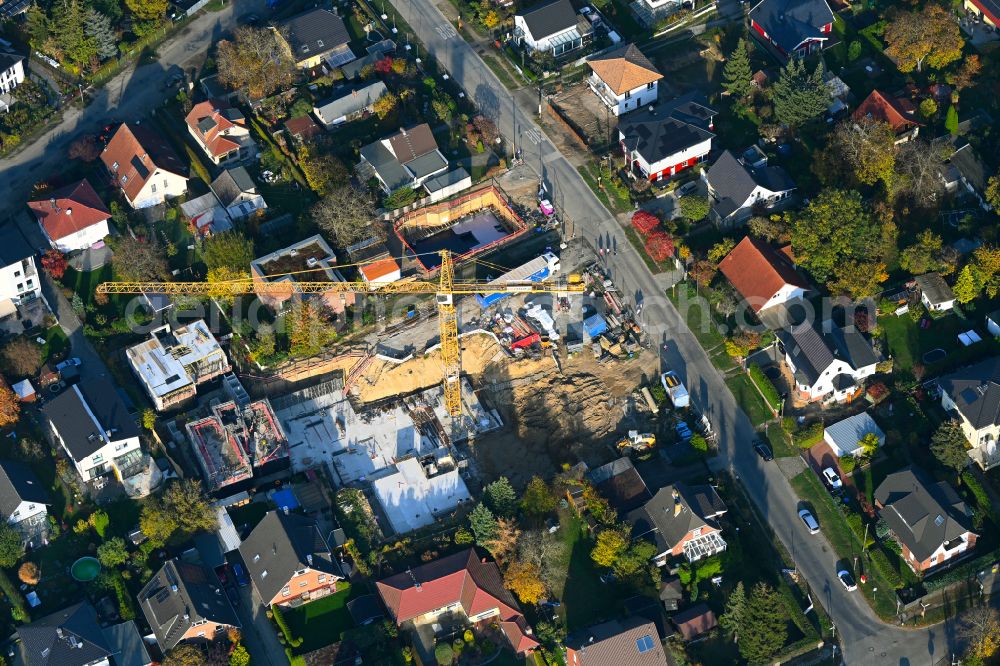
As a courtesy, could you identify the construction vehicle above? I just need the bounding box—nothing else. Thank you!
[96,250,584,418]
[617,430,656,453]
[660,370,690,409]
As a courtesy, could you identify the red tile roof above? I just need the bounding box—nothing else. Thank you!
[284,115,322,141]
[359,257,400,282]
[28,179,110,241]
[500,617,539,655]
[852,90,923,133]
[719,236,808,313]
[185,99,245,158]
[100,123,187,203]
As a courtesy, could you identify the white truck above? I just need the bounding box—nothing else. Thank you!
[660,371,690,409]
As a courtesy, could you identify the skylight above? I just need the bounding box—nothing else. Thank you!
[636,635,655,653]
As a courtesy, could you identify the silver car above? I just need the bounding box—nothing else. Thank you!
[798,509,820,534]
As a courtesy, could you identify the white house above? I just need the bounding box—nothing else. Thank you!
[0,224,41,317]
[704,150,796,226]
[938,357,1000,470]
[101,123,188,210]
[718,236,808,314]
[0,460,51,547]
[618,94,716,182]
[823,412,886,458]
[776,321,881,403]
[40,379,142,483]
[358,124,449,194]
[915,273,956,312]
[27,179,111,252]
[185,99,257,167]
[0,52,25,95]
[587,44,662,117]
[514,0,592,56]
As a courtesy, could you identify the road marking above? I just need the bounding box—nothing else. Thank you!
[435,23,457,40]
[524,128,541,144]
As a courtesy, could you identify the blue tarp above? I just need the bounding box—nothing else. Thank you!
[272,489,300,512]
[584,313,608,338]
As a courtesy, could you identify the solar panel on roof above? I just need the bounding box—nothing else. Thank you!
[636,635,655,653]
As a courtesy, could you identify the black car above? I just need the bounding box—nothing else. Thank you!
[753,439,774,461]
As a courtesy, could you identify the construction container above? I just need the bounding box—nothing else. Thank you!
[584,313,609,338]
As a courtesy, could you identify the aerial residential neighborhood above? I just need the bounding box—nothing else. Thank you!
[0,0,999,663]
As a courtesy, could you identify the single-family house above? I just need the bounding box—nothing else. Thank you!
[587,456,652,513]
[718,236,808,313]
[210,167,267,220]
[618,94,716,182]
[341,40,396,80]
[936,136,989,207]
[823,412,885,458]
[377,549,540,655]
[101,123,188,209]
[749,0,834,58]
[852,90,922,142]
[313,81,387,128]
[0,459,50,547]
[101,621,153,666]
[358,124,449,194]
[514,0,592,56]
[179,192,232,238]
[587,44,663,117]
[40,378,142,483]
[139,559,240,651]
[627,483,727,565]
[423,167,473,202]
[937,357,1000,469]
[915,272,956,312]
[126,321,230,411]
[28,179,111,252]
[284,115,323,144]
[875,467,977,573]
[276,8,355,69]
[704,149,796,226]
[15,602,112,666]
[565,617,667,665]
[0,51,24,95]
[775,321,881,402]
[250,234,356,313]
[359,256,402,286]
[0,223,42,315]
[239,510,345,607]
[671,604,717,641]
[965,0,1000,28]
[185,100,257,167]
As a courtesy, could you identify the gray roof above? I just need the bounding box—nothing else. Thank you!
[17,602,111,666]
[238,511,342,603]
[875,467,973,562]
[748,0,834,53]
[341,40,396,79]
[824,412,885,456]
[424,167,471,193]
[211,167,257,208]
[517,0,578,39]
[588,457,651,513]
[564,616,667,665]
[360,124,445,191]
[40,379,140,461]
[936,136,987,191]
[278,8,350,58]
[0,460,50,517]
[101,621,152,666]
[776,322,880,387]
[0,52,23,74]
[619,94,716,165]
[627,484,726,556]
[360,141,412,191]
[314,82,387,125]
[405,150,448,179]
[139,559,239,651]
[938,357,1000,429]
[915,272,955,305]
[706,150,795,220]
[0,223,35,267]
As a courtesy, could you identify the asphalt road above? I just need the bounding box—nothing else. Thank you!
[0,0,265,217]
[390,1,959,663]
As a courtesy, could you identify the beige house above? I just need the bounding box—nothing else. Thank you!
[275,8,354,70]
[938,357,1000,469]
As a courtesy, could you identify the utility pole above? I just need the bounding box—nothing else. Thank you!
[537,82,543,116]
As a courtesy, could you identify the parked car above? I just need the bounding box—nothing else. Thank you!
[822,468,842,490]
[678,181,698,196]
[675,421,693,441]
[56,358,81,371]
[753,439,773,461]
[798,509,820,534]
[837,569,857,591]
[232,563,250,587]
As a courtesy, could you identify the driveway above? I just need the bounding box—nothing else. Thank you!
[232,584,287,666]
[394,0,962,662]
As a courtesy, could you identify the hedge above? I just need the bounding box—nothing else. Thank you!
[0,569,28,622]
[923,548,1000,592]
[271,604,303,647]
[793,422,824,448]
[960,471,995,524]
[868,546,905,589]
[748,364,781,412]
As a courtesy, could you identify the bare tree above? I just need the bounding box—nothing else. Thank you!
[111,233,170,282]
[216,26,296,100]
[959,605,1000,661]
[311,185,378,248]
[893,139,947,207]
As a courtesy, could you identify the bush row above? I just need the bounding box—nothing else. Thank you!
[748,364,782,412]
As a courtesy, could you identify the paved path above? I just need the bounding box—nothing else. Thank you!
[391,0,963,662]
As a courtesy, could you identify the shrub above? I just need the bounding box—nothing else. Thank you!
[748,364,781,411]
[434,642,454,665]
[867,382,889,402]
[631,210,660,236]
[17,562,39,585]
[839,454,857,473]
[961,471,994,527]
[781,416,797,434]
[0,569,27,622]
[644,230,675,262]
[271,604,303,647]
[793,422,824,448]
[868,547,905,589]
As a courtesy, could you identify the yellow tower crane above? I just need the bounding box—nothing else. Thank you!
[96,250,585,417]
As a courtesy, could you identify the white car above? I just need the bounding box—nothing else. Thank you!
[837,569,857,591]
[822,467,842,490]
[798,509,820,534]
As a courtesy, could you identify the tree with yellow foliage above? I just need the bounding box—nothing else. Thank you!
[504,559,545,604]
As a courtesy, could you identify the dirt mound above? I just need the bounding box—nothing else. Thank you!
[510,371,623,449]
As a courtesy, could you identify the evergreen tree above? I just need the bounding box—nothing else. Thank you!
[945,104,959,135]
[954,264,983,304]
[739,583,788,663]
[722,39,752,100]
[54,0,97,67]
[719,581,747,637]
[483,477,517,517]
[24,5,50,48]
[85,9,117,61]
[469,503,498,546]
[772,59,830,128]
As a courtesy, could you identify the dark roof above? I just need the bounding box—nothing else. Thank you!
[938,358,1000,429]
[659,574,683,601]
[627,484,726,556]
[619,94,716,164]
[915,273,955,305]
[775,321,880,387]
[671,603,717,641]
[139,559,239,651]
[278,8,351,58]
[564,616,667,665]
[40,379,140,461]
[238,511,340,603]
[101,621,152,666]
[346,594,385,625]
[706,150,795,220]
[17,602,111,666]
[0,460,50,517]
[937,137,988,192]
[211,167,256,208]
[875,467,973,562]
[0,223,36,266]
[749,0,834,53]
[517,0,578,39]
[360,124,444,191]
[587,457,652,513]
[0,52,24,73]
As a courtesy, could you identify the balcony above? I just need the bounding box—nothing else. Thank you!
[588,75,618,110]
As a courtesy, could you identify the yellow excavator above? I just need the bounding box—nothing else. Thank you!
[617,430,656,453]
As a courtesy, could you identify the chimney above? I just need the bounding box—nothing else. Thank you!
[49,198,57,210]
[588,636,594,643]
[672,488,682,517]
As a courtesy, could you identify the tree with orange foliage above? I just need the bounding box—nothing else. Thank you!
[504,559,545,604]
[0,383,20,428]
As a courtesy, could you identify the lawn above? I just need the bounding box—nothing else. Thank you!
[725,374,771,426]
[284,583,357,654]
[62,265,112,307]
[665,283,738,372]
[482,53,521,90]
[879,311,1000,374]
[42,325,69,361]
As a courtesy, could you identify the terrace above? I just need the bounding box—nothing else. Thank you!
[251,234,354,312]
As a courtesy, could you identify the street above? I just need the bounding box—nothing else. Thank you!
[389,0,959,662]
